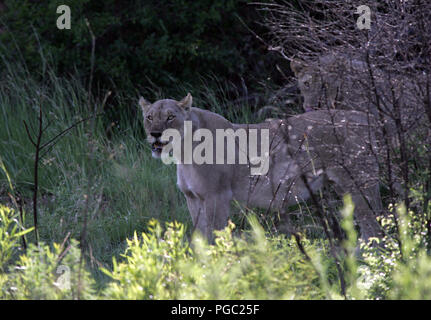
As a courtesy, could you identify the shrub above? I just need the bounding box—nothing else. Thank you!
[0,205,96,299]
[353,203,431,300]
[0,205,33,273]
[1,240,96,299]
[102,217,326,300]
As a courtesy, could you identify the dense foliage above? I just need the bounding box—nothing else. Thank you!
[0,0,274,95]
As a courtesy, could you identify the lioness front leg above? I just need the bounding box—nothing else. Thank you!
[185,194,203,233]
[200,190,233,241]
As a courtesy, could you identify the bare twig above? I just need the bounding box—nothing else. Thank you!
[300,170,347,298]
[39,113,104,160]
[23,101,45,246]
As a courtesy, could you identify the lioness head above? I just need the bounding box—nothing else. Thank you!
[139,93,192,158]
[291,57,341,111]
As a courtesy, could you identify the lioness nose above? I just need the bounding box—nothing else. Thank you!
[151,132,162,138]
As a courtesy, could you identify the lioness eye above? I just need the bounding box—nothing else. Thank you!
[147,115,153,121]
[303,81,310,88]
[167,115,175,121]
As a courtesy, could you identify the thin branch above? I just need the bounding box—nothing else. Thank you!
[39,112,103,158]
[23,121,36,147]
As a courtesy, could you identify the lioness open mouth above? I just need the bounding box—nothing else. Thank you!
[151,141,168,153]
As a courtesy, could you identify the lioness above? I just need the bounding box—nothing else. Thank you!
[291,54,378,114]
[139,94,383,241]
[290,53,422,134]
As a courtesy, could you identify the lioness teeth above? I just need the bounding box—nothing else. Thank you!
[152,141,168,150]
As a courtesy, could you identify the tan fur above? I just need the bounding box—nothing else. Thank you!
[291,53,423,135]
[140,94,383,241]
[291,54,373,113]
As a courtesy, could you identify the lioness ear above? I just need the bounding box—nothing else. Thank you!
[290,59,305,75]
[178,93,192,111]
[139,96,151,114]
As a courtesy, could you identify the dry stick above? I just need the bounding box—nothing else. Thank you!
[56,232,72,263]
[364,54,393,179]
[389,76,410,212]
[39,113,104,160]
[299,170,347,299]
[279,123,346,296]
[23,110,103,251]
[23,122,36,147]
[33,105,42,246]
[316,80,349,242]
[298,108,348,291]
[23,103,44,247]
[22,95,104,254]
[7,193,27,251]
[86,17,96,111]
[364,51,403,258]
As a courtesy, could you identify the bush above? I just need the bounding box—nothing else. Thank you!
[1,240,96,299]
[0,205,95,299]
[102,217,325,300]
[351,203,431,300]
[0,204,33,273]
